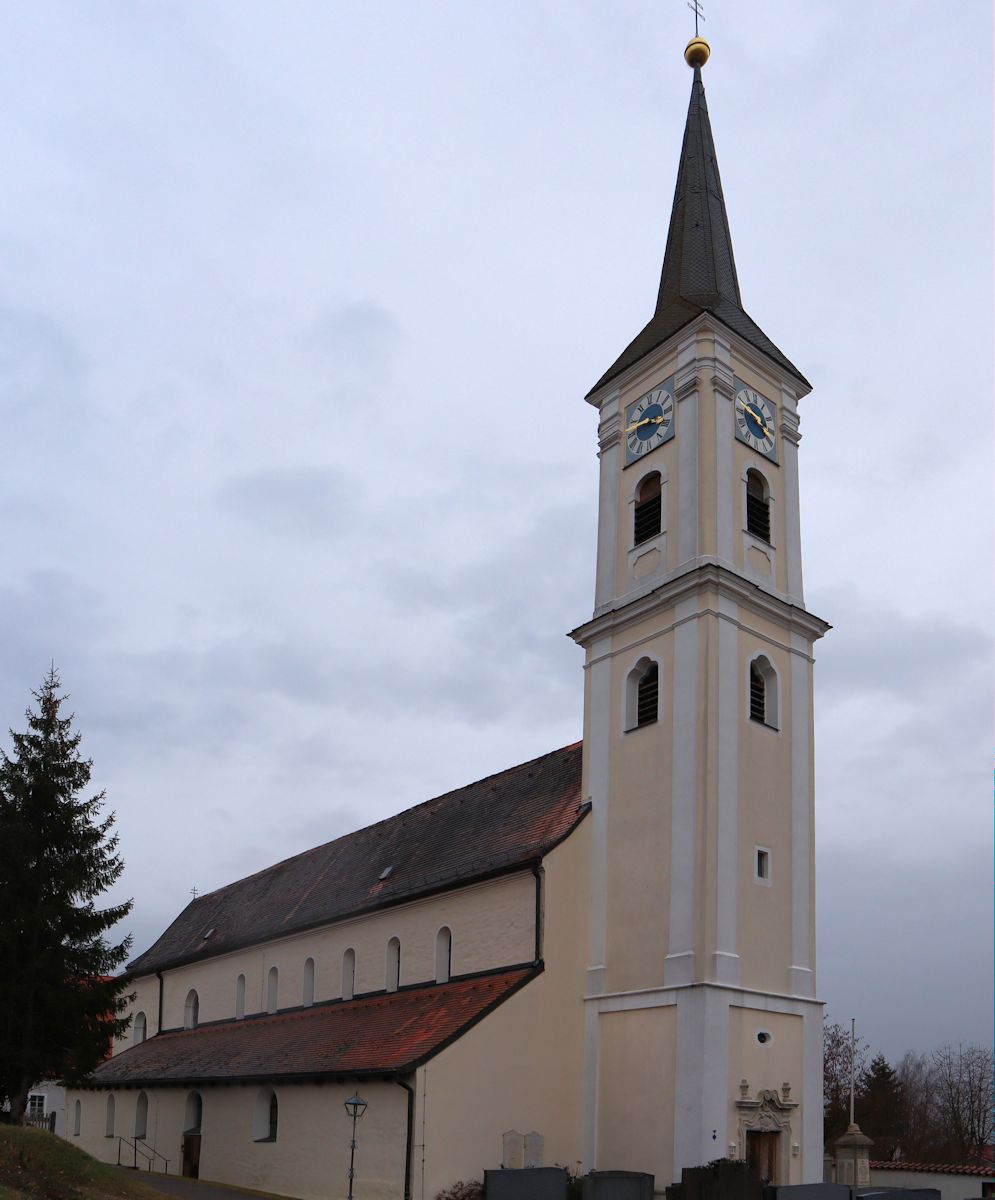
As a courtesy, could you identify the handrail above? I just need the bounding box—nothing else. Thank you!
[116,1136,170,1173]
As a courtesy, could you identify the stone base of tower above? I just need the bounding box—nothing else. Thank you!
[583,983,824,1188]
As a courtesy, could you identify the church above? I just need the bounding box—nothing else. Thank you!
[66,37,829,1200]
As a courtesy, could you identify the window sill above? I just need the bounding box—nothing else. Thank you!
[749,716,779,732]
[254,1136,277,1144]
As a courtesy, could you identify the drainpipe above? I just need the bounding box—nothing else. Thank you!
[531,863,544,964]
[156,972,164,1035]
[396,1077,415,1200]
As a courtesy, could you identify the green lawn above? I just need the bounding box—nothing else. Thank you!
[0,1126,164,1200]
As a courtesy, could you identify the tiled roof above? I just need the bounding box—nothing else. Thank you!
[870,1161,995,1177]
[587,66,809,398]
[90,968,537,1086]
[130,743,586,975]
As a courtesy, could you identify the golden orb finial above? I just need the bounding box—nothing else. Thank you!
[684,36,710,68]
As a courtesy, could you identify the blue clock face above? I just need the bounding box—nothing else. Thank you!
[625,383,675,465]
[734,385,777,461]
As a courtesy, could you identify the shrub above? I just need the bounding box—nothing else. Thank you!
[436,1182,484,1200]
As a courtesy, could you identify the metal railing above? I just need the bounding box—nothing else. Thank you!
[116,1136,170,1174]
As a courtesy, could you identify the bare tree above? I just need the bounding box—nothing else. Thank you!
[931,1043,994,1159]
[824,1019,869,1143]
[896,1051,935,1160]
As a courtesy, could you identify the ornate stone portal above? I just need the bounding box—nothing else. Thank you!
[735,1084,799,1183]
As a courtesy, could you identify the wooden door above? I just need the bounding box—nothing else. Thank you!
[746,1129,779,1184]
[181,1133,201,1179]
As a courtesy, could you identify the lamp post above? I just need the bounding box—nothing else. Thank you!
[344,1093,368,1200]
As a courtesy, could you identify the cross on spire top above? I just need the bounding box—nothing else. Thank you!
[687,0,705,38]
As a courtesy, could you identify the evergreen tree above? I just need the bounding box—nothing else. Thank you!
[857,1053,904,1161]
[0,668,132,1120]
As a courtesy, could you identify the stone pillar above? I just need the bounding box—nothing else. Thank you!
[833,1124,873,1187]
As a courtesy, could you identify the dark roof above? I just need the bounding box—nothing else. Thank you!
[870,1162,995,1178]
[587,66,809,398]
[90,968,536,1087]
[130,743,586,975]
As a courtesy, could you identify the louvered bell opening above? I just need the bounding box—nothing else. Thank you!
[746,472,770,542]
[636,664,659,727]
[749,667,766,723]
[633,494,662,545]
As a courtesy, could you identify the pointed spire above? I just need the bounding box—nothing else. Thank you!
[588,50,808,397]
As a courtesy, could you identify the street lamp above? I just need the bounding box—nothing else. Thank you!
[344,1093,368,1200]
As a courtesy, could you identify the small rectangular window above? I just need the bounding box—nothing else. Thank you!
[756,848,770,883]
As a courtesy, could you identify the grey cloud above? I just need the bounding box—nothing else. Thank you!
[303,302,400,378]
[215,464,357,539]
[0,305,87,428]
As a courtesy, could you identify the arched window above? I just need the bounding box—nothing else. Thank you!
[253,1088,278,1142]
[235,974,246,1020]
[73,1099,81,1136]
[183,1091,202,1134]
[266,967,279,1014]
[135,1092,149,1140]
[134,1011,147,1044]
[386,937,401,992]
[435,927,452,984]
[749,655,779,729]
[303,958,315,1007]
[105,1094,115,1137]
[184,990,199,1029]
[746,469,771,542]
[633,472,662,545]
[342,948,356,1001]
[625,657,660,730]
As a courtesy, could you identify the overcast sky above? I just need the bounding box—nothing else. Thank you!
[0,1,990,1064]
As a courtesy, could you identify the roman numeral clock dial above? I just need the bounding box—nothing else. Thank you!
[624,381,675,466]
[734,383,777,462]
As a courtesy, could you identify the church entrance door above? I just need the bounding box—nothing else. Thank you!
[181,1133,201,1179]
[746,1130,779,1184]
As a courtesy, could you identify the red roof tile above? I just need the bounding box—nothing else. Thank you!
[131,743,585,975]
[90,969,536,1087]
[870,1162,995,1177]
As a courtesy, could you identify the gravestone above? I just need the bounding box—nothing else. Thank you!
[503,1130,524,1170]
[524,1132,545,1168]
[486,1166,568,1200]
[583,1169,654,1200]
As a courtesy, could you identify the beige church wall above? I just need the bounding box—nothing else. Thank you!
[113,975,161,1054]
[415,828,589,1199]
[602,624,676,994]
[596,1005,677,1183]
[141,870,535,1031]
[67,1081,408,1200]
[727,1005,805,1183]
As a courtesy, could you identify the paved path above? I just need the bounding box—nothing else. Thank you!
[116,1167,299,1200]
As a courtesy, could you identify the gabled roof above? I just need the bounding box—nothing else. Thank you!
[129,743,586,975]
[587,65,809,398]
[90,968,536,1086]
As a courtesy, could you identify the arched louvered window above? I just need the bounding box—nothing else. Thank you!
[235,974,246,1019]
[633,472,662,545]
[342,948,356,1001]
[749,655,778,729]
[625,657,661,731]
[266,967,279,1014]
[134,1011,147,1044]
[386,937,401,992]
[746,469,771,542]
[135,1092,149,1140]
[435,927,452,984]
[184,990,199,1029]
[105,1094,115,1137]
[303,958,315,1007]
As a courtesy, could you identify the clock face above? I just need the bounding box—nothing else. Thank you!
[734,384,777,461]
[624,382,675,466]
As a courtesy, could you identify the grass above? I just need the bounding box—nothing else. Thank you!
[0,1126,164,1200]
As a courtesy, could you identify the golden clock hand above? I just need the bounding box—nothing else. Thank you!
[624,415,668,433]
[736,399,774,440]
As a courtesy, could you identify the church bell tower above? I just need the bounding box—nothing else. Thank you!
[571,38,828,1187]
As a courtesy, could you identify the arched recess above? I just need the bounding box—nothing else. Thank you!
[183,990,199,1029]
[266,966,279,1014]
[302,958,315,1007]
[73,1099,81,1136]
[133,1011,147,1044]
[624,656,662,731]
[135,1092,149,1140]
[342,948,356,1001]
[235,974,246,1020]
[253,1088,278,1142]
[105,1094,115,1137]
[633,470,663,546]
[183,1091,202,1134]
[435,926,452,984]
[749,654,779,729]
[386,937,401,992]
